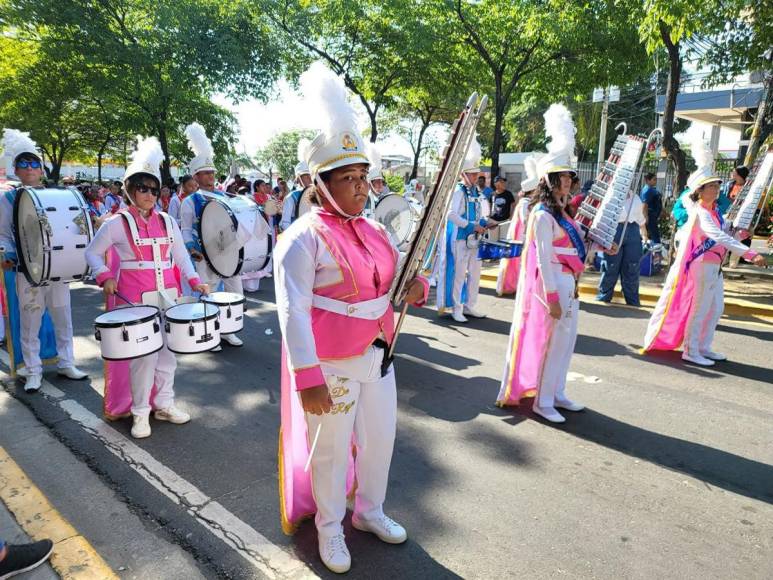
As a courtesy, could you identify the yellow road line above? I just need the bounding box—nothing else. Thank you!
[0,446,118,580]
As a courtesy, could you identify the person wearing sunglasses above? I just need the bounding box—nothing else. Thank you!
[85,137,208,437]
[0,128,89,392]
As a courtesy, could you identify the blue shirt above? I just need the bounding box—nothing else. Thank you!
[640,184,662,220]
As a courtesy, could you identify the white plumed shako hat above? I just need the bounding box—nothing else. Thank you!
[537,104,577,181]
[301,62,369,178]
[462,134,482,173]
[520,153,542,192]
[366,142,383,182]
[123,136,164,185]
[2,128,42,166]
[294,138,311,177]
[185,122,216,175]
[686,130,720,193]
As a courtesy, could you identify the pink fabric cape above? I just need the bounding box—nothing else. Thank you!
[496,217,525,296]
[278,346,356,535]
[496,211,555,407]
[642,211,702,353]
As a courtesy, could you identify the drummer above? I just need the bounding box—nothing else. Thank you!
[363,143,389,218]
[279,140,313,232]
[85,137,209,438]
[0,128,88,392]
[179,122,267,349]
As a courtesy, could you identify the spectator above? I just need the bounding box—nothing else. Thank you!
[103,180,123,214]
[488,176,516,223]
[253,179,270,205]
[168,174,197,224]
[159,184,172,212]
[0,538,54,578]
[569,179,593,217]
[721,165,749,201]
[476,174,493,201]
[640,172,662,243]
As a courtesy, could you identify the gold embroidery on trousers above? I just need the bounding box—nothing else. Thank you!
[330,401,355,415]
[330,385,350,399]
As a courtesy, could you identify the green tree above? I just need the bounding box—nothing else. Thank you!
[256,129,316,183]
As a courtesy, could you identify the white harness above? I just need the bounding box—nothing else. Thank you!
[311,293,391,320]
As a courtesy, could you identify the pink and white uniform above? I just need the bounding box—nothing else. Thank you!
[276,207,427,538]
[496,196,530,295]
[85,206,201,418]
[643,201,758,357]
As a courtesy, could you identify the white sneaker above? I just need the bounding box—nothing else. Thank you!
[463,305,486,319]
[352,513,407,544]
[16,366,31,378]
[211,344,222,352]
[682,353,715,367]
[154,406,191,425]
[24,374,42,393]
[532,404,566,423]
[131,415,151,439]
[319,533,351,574]
[57,366,88,380]
[451,310,468,323]
[221,333,243,347]
[701,350,727,361]
[555,396,584,412]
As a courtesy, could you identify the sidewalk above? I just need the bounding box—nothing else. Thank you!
[481,261,773,321]
[0,389,207,580]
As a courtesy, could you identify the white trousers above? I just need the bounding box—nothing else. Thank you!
[304,346,397,541]
[685,262,723,357]
[16,276,75,375]
[536,272,579,408]
[452,240,482,312]
[195,261,244,295]
[129,338,177,417]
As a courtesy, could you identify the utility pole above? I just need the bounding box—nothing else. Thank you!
[597,89,610,167]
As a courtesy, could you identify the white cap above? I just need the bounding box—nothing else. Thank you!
[520,153,542,192]
[462,135,482,173]
[686,131,720,193]
[536,104,577,180]
[123,136,164,185]
[185,122,216,175]
[2,128,41,165]
[301,62,369,178]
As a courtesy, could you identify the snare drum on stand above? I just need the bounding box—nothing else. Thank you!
[164,302,221,354]
[201,291,245,334]
[199,196,270,278]
[94,306,164,361]
[13,187,94,286]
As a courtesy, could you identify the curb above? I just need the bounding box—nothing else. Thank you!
[479,273,773,322]
[0,446,118,580]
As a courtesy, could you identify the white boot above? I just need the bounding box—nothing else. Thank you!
[463,305,486,318]
[700,350,727,361]
[24,374,42,393]
[555,396,584,412]
[57,366,89,380]
[451,308,468,323]
[532,404,566,423]
[318,533,351,574]
[682,352,715,367]
[221,333,243,347]
[352,513,407,544]
[131,414,151,439]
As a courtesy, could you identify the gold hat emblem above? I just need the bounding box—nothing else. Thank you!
[341,133,357,151]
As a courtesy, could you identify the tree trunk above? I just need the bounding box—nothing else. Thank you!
[659,22,688,194]
[97,138,109,183]
[157,125,172,184]
[368,109,378,143]
[744,72,773,166]
[490,78,505,180]
[410,116,431,180]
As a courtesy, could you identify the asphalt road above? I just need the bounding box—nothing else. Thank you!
[2,279,772,579]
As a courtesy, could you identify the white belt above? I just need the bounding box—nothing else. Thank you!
[554,247,578,256]
[121,260,173,270]
[312,293,391,320]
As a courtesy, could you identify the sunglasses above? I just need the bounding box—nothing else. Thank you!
[134,184,160,196]
[16,160,42,169]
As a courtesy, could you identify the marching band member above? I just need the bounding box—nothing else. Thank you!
[103,181,125,214]
[642,137,765,366]
[0,129,88,392]
[496,154,540,295]
[85,137,208,437]
[167,174,197,225]
[436,136,492,322]
[496,105,597,423]
[363,142,388,219]
[276,62,427,574]
[279,140,313,232]
[179,123,263,348]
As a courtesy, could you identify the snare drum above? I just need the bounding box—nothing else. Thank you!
[374,194,420,250]
[201,292,245,335]
[199,196,270,278]
[94,306,163,361]
[477,240,523,260]
[164,302,221,354]
[13,187,94,286]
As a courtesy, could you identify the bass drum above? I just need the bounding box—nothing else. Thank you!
[13,187,94,286]
[199,196,269,278]
[374,193,420,251]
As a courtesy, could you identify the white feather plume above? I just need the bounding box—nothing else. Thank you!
[365,141,382,169]
[297,138,311,163]
[464,134,482,171]
[689,130,713,170]
[524,154,539,180]
[130,136,164,173]
[2,128,39,161]
[185,122,214,158]
[300,61,358,137]
[543,103,576,156]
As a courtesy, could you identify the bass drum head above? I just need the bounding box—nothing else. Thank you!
[13,188,46,286]
[374,194,413,246]
[200,199,243,279]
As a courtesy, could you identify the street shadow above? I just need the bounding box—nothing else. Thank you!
[635,348,773,383]
[579,301,652,320]
[395,333,480,372]
[551,408,773,504]
[716,322,773,341]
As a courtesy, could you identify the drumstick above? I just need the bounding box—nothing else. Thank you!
[114,291,136,307]
[304,424,322,473]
